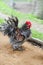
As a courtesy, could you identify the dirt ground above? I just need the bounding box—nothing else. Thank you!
[0,32,43,65]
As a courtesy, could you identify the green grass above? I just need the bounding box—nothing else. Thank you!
[14,0,32,2]
[0,1,25,19]
[0,0,43,24]
[1,0,32,2]
[23,14,43,24]
[0,18,5,24]
[32,29,43,41]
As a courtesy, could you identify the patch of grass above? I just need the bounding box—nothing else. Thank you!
[23,14,43,24]
[0,1,25,20]
[0,18,5,24]
[32,29,43,41]
[1,0,32,2]
[0,0,43,24]
[32,18,43,24]
[14,0,32,2]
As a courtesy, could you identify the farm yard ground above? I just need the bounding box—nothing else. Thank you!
[0,32,43,65]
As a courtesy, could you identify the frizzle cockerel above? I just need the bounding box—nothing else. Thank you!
[0,16,32,51]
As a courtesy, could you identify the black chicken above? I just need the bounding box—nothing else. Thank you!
[0,16,32,51]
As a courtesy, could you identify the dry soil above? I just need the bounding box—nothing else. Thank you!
[0,32,43,65]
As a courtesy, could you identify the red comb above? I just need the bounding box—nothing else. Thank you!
[26,21,32,28]
[26,21,31,24]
